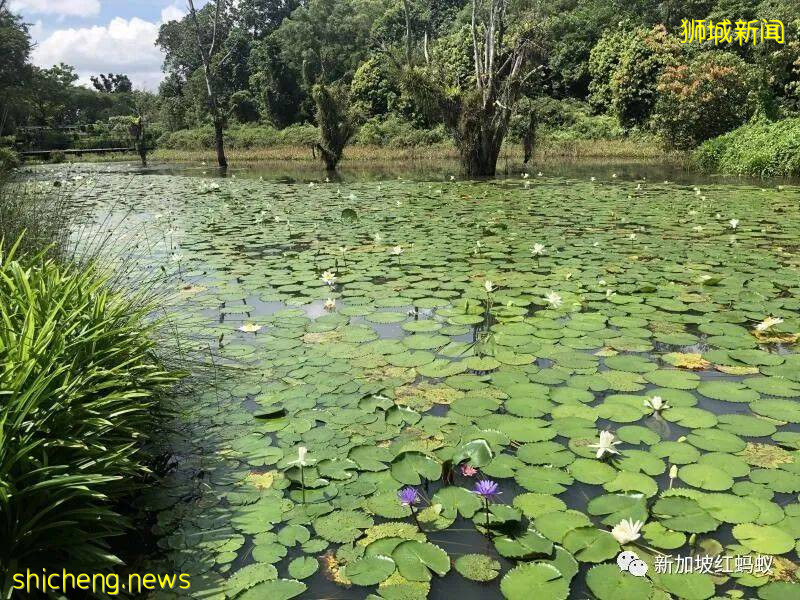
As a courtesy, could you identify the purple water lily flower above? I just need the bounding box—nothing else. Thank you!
[473,479,501,500]
[397,486,420,506]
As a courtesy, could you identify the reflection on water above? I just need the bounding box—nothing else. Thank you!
[104,156,799,187]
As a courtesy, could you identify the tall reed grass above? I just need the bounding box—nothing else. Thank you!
[0,172,183,595]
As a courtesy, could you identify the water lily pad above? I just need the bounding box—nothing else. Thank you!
[392,540,450,581]
[345,554,397,585]
[454,554,501,582]
[732,523,795,554]
[500,563,569,600]
[586,563,652,599]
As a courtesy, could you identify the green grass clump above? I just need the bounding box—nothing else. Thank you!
[693,118,800,177]
[0,147,20,174]
[0,241,180,590]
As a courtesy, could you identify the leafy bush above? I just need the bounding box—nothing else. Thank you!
[610,25,682,129]
[588,28,635,113]
[229,90,260,123]
[351,57,408,119]
[354,116,447,147]
[509,98,624,142]
[0,241,179,585]
[0,146,20,173]
[158,124,319,150]
[692,117,800,176]
[654,52,761,149]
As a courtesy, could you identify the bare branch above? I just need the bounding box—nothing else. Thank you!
[210,0,223,57]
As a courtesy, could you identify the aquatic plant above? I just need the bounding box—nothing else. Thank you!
[0,240,179,588]
[60,167,800,600]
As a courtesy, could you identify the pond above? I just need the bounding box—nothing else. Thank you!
[59,162,800,599]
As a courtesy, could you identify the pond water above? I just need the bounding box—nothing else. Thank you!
[55,161,800,599]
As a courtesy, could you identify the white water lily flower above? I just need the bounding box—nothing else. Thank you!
[531,243,546,255]
[238,323,262,333]
[628,233,637,240]
[484,280,495,292]
[692,225,703,232]
[669,464,678,480]
[321,270,336,286]
[545,291,563,308]
[611,518,644,545]
[588,430,622,459]
[450,175,455,181]
[729,218,739,229]
[391,246,404,255]
[635,183,641,190]
[644,395,669,412]
[755,316,783,332]
[537,171,543,177]
[523,172,530,179]
[374,233,382,242]
[290,446,310,467]
[612,173,617,178]
[590,176,596,182]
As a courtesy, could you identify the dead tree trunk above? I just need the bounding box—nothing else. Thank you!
[459,0,532,176]
[187,0,228,169]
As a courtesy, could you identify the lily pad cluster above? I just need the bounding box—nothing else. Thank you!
[64,166,800,599]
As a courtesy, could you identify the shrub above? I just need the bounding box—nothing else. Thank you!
[0,146,20,173]
[588,28,635,113]
[610,25,683,129]
[354,116,447,147]
[654,52,760,149]
[229,90,260,123]
[0,241,179,584]
[692,117,800,177]
[49,150,66,164]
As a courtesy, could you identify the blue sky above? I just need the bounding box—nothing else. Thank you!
[8,1,210,90]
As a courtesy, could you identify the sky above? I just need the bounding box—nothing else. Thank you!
[8,0,211,90]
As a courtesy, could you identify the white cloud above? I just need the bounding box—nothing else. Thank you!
[32,17,165,90]
[160,3,185,24]
[9,0,101,18]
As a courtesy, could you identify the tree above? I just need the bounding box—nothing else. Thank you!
[610,25,682,129]
[248,37,306,126]
[0,8,32,134]
[653,52,760,149]
[312,83,358,171]
[587,28,634,113]
[90,73,133,93]
[186,0,229,168]
[404,0,541,176]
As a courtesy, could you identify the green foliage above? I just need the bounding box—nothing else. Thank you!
[654,52,761,149]
[0,147,20,174]
[229,90,261,123]
[692,117,800,176]
[610,25,683,129]
[588,28,635,113]
[353,116,447,147]
[0,242,179,585]
[158,123,319,149]
[351,56,414,121]
[312,83,358,170]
